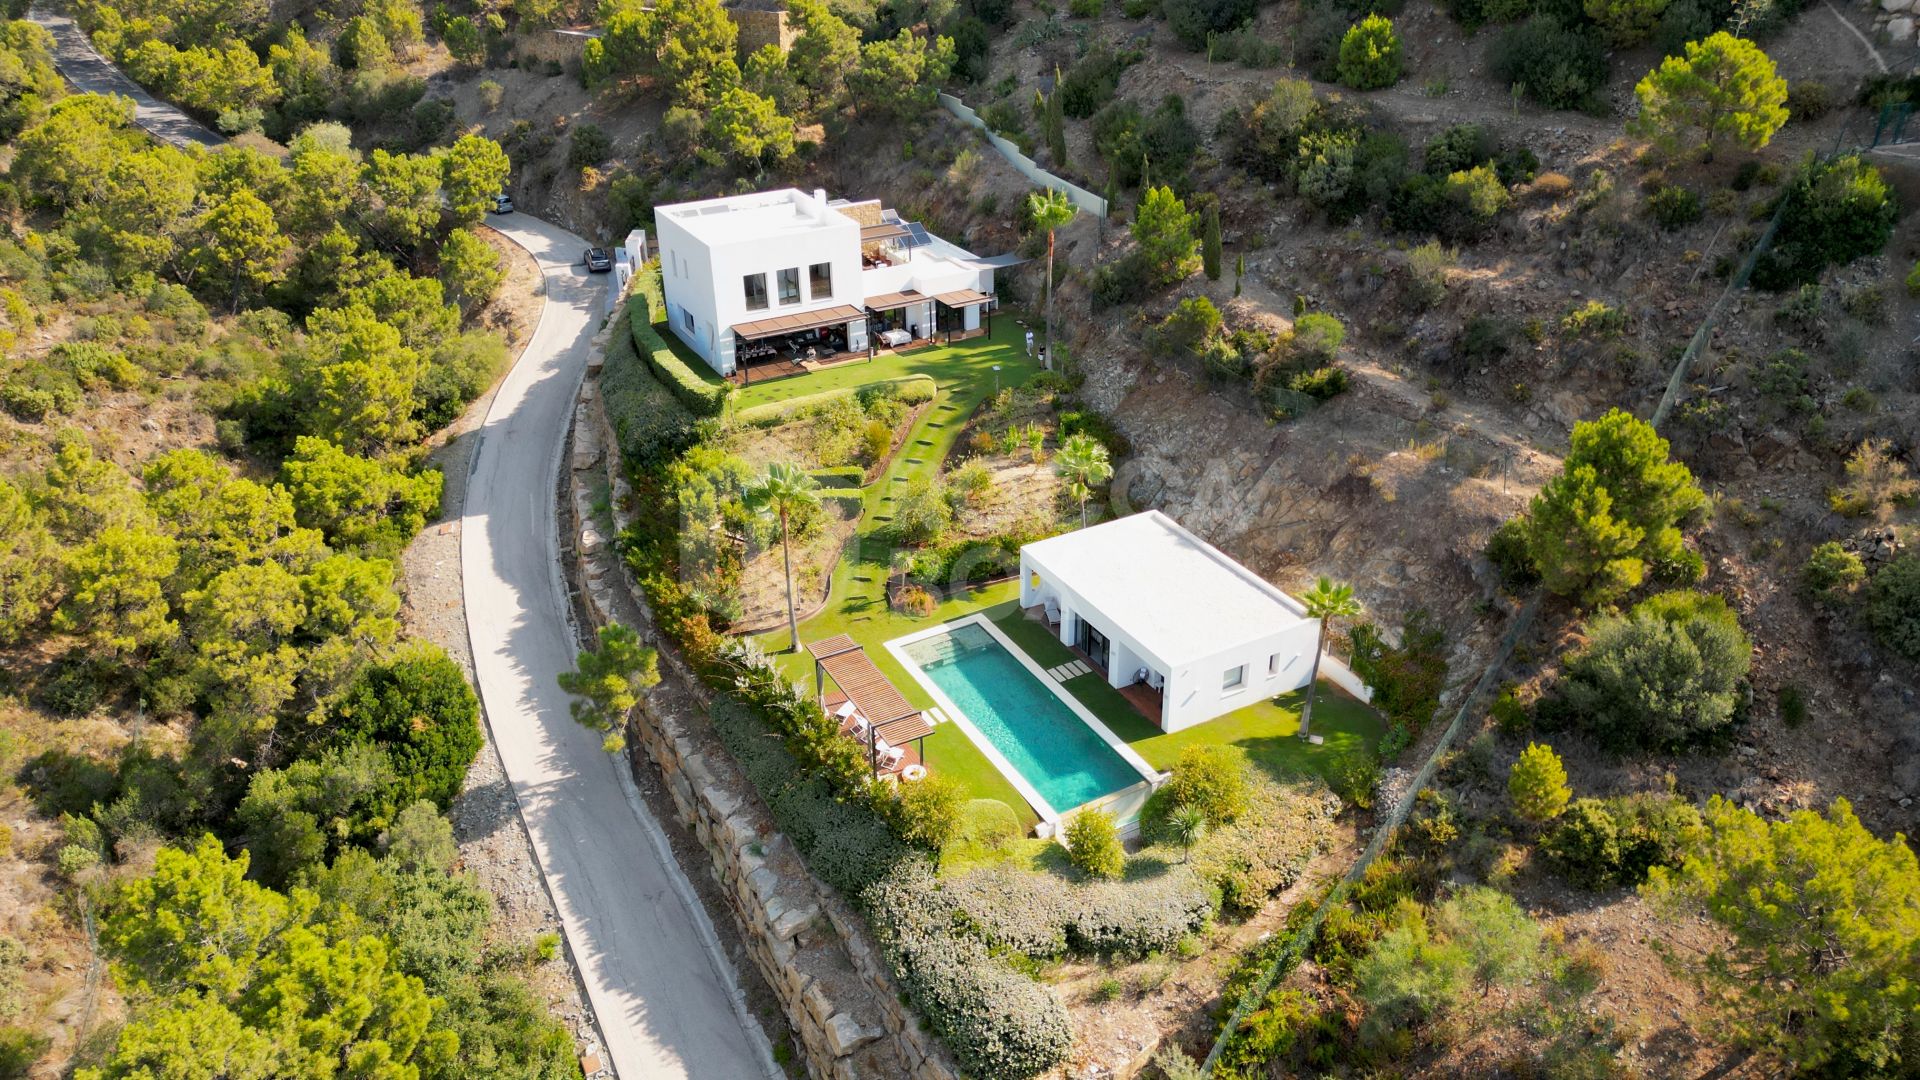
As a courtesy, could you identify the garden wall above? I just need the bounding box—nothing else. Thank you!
[563,361,961,1080]
[941,92,1108,219]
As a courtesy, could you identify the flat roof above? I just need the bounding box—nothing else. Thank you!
[1022,510,1309,667]
[657,188,850,246]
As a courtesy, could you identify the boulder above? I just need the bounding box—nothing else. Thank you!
[1892,13,1916,38]
[823,1013,879,1057]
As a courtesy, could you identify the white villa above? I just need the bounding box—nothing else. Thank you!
[1019,511,1327,733]
[653,187,1007,380]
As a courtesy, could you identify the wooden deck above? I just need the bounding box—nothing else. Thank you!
[1118,682,1164,726]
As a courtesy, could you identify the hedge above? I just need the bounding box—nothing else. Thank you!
[734,375,936,427]
[865,861,1073,1078]
[946,867,1214,960]
[600,321,697,465]
[626,284,727,417]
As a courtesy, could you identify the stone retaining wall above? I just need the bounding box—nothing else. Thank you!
[563,358,960,1080]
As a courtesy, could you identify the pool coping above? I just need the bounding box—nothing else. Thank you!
[885,613,1164,832]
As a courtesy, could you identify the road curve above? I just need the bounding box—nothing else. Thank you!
[28,13,777,1077]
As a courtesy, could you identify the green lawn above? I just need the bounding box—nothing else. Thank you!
[747,318,1382,827]
[754,320,1042,823]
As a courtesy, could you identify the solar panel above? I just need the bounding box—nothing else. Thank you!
[904,223,933,247]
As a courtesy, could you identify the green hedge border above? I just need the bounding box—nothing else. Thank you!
[628,266,727,417]
[735,375,936,426]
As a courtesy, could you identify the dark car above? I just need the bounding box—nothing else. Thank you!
[584,248,613,273]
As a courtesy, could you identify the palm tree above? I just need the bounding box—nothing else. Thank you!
[1299,576,1362,740]
[1026,188,1077,371]
[1168,804,1208,863]
[743,462,820,653]
[1054,433,1113,529]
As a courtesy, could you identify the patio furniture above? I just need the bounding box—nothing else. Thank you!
[879,328,911,348]
[847,715,870,740]
[878,744,906,771]
[901,764,928,782]
[1043,598,1061,625]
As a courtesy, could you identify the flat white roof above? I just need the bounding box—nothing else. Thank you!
[1022,511,1309,666]
[656,188,849,246]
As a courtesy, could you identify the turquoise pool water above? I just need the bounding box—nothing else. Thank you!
[903,622,1141,813]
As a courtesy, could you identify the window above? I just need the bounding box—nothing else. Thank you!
[1268,653,1280,675]
[1223,665,1246,693]
[777,267,801,305]
[681,307,693,332]
[809,261,833,299]
[742,273,768,311]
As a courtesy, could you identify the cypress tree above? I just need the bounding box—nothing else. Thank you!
[1202,201,1222,281]
[1046,75,1068,168]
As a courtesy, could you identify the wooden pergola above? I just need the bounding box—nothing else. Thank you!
[805,634,932,775]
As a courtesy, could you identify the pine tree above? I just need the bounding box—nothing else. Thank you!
[1202,201,1222,281]
[1508,742,1571,823]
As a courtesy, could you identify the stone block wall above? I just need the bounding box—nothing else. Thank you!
[728,4,798,54]
[564,365,959,1080]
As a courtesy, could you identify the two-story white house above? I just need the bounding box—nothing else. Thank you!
[654,188,1001,379]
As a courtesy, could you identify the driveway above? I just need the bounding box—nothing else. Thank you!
[27,12,778,1076]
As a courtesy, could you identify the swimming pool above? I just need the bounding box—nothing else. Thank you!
[897,619,1149,817]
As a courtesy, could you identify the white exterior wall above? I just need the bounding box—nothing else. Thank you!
[861,256,989,339]
[1019,552,1324,733]
[656,190,868,376]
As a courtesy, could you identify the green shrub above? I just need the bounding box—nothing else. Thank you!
[1337,15,1403,90]
[1485,517,1540,588]
[1059,45,1126,118]
[1065,809,1125,880]
[1057,409,1132,457]
[1161,745,1248,826]
[1489,16,1610,111]
[1508,742,1570,823]
[0,1025,48,1079]
[733,375,935,425]
[626,286,727,416]
[1560,299,1626,338]
[1540,798,1621,888]
[1906,260,1920,298]
[1555,594,1752,751]
[1162,0,1258,49]
[891,477,955,546]
[1752,154,1899,292]
[1290,311,1346,362]
[1649,184,1703,229]
[1868,554,1920,661]
[947,865,1214,959]
[1287,366,1349,400]
[325,643,482,810]
[1803,541,1866,599]
[864,861,1073,1078]
[1584,0,1669,45]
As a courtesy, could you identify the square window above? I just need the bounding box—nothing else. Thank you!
[1223,665,1246,692]
[743,273,768,311]
[809,262,833,299]
[777,267,801,305]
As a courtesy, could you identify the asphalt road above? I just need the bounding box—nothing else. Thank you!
[28,14,777,1076]
[469,218,777,1080]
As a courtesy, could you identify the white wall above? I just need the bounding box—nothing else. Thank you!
[657,191,866,375]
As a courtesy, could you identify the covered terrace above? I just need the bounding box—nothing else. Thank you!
[730,303,867,385]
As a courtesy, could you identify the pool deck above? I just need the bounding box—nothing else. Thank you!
[885,613,1163,832]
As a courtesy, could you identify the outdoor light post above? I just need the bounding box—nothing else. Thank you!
[993,364,1001,395]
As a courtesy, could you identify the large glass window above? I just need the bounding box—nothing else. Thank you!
[809,262,833,299]
[742,273,768,311]
[778,267,801,305]
[1222,665,1247,693]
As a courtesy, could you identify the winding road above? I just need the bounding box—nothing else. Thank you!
[29,11,777,1077]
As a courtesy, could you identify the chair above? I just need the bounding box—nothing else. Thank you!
[1043,598,1061,626]
[878,744,906,772]
[847,715,870,740]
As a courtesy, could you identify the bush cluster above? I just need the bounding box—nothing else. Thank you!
[1547,590,1752,751]
[1541,793,1704,888]
[1752,154,1898,292]
[947,865,1215,959]
[1487,16,1610,112]
[864,861,1074,1078]
[1869,554,1920,661]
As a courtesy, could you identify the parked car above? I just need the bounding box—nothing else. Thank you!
[583,248,613,273]
[489,193,514,214]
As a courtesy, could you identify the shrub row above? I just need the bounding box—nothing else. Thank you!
[734,375,935,426]
[809,465,865,488]
[600,319,698,465]
[627,282,727,417]
[864,861,1075,1078]
[945,865,1215,960]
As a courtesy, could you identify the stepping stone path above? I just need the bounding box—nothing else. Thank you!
[1046,660,1091,681]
